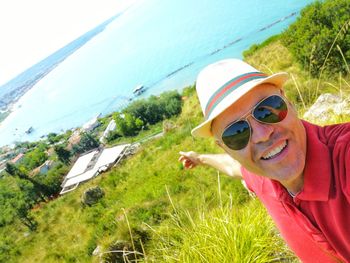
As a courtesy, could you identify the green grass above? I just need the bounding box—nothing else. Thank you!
[244,39,350,120]
[147,181,295,263]
[0,85,295,263]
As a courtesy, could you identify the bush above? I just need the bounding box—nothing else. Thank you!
[21,146,48,170]
[35,163,68,195]
[124,91,182,125]
[72,132,99,155]
[105,130,122,143]
[54,145,71,164]
[114,112,144,137]
[159,91,182,118]
[181,84,196,97]
[281,0,350,77]
[81,186,105,206]
[47,133,63,144]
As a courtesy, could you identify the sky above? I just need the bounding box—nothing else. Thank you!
[0,0,137,86]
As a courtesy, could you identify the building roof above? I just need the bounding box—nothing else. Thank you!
[82,114,101,132]
[60,144,129,194]
[65,150,99,180]
[10,153,25,164]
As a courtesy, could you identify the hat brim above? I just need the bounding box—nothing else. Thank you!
[191,72,289,138]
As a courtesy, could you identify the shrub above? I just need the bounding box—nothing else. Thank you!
[114,112,144,137]
[35,163,68,195]
[281,0,350,77]
[181,84,196,97]
[54,145,71,164]
[72,132,99,155]
[21,146,48,170]
[47,132,63,144]
[124,91,182,125]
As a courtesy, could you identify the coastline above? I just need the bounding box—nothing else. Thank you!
[0,3,312,147]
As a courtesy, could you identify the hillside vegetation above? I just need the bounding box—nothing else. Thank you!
[3,40,349,260]
[0,83,297,263]
[2,0,350,261]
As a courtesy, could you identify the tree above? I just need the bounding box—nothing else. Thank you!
[72,132,100,155]
[0,181,19,226]
[105,130,122,143]
[282,0,350,76]
[0,177,37,230]
[124,91,182,126]
[14,196,37,230]
[35,163,68,195]
[54,145,71,164]
[5,163,50,201]
[114,112,144,136]
[159,91,182,118]
[5,163,27,179]
[47,132,61,144]
[21,147,48,170]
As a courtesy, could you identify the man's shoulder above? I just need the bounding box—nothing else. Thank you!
[303,120,350,147]
[322,122,350,147]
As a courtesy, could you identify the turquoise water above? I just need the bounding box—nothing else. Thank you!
[0,0,315,146]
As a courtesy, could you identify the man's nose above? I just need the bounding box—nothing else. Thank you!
[248,117,274,144]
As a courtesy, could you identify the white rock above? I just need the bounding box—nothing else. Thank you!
[303,93,350,123]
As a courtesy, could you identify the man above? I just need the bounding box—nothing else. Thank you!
[179,59,350,262]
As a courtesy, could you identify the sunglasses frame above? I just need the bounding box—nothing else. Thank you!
[220,94,288,150]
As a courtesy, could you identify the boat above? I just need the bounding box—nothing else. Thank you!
[25,126,34,134]
[133,85,145,96]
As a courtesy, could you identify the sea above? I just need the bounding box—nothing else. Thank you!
[0,0,315,147]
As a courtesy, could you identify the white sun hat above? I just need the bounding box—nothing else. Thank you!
[191,58,289,138]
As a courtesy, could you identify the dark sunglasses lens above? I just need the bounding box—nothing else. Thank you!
[222,120,250,150]
[253,95,287,123]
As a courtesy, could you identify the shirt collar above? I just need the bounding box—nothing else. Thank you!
[294,121,332,201]
[265,121,332,202]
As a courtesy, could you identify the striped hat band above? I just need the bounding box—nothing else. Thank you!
[205,71,267,118]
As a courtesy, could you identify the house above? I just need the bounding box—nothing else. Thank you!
[10,153,25,164]
[60,144,129,194]
[67,130,81,150]
[31,160,54,176]
[99,119,116,143]
[82,114,101,132]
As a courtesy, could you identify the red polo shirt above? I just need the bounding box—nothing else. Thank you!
[241,121,350,262]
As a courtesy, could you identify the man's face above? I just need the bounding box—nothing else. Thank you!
[211,84,307,188]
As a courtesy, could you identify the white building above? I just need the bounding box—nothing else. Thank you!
[99,119,117,143]
[60,144,129,194]
[82,114,101,132]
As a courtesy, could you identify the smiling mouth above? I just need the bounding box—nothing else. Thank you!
[261,140,288,160]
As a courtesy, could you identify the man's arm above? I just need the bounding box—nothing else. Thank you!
[178,151,242,179]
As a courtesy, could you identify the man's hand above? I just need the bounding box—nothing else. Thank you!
[178,151,202,169]
[178,151,242,179]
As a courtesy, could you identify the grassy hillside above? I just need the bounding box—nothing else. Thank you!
[1,38,350,262]
[244,37,350,116]
[0,85,296,263]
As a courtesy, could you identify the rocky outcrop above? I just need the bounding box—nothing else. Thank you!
[303,93,350,124]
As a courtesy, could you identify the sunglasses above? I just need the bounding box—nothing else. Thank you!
[221,95,288,150]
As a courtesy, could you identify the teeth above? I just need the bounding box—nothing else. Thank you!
[262,141,287,160]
